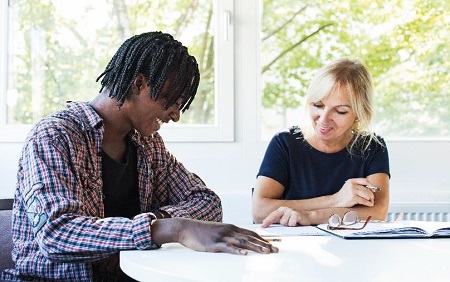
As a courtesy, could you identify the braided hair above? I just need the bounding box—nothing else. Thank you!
[96,31,200,112]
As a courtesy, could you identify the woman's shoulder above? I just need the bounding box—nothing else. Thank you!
[273,126,305,139]
[269,126,309,150]
[272,126,304,142]
[351,132,388,156]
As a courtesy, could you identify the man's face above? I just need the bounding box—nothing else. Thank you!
[125,78,182,137]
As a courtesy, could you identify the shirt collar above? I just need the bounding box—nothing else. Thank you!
[66,101,104,131]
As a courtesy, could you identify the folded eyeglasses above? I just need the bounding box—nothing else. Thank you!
[327,211,372,230]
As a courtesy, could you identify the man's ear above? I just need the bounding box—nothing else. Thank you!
[133,73,146,94]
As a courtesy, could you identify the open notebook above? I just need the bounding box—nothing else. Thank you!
[316,220,450,239]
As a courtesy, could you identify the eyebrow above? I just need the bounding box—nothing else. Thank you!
[335,104,352,108]
[315,101,352,108]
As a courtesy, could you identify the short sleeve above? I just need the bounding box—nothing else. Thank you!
[366,137,390,178]
[257,131,291,188]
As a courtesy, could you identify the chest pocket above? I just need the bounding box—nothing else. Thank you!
[79,171,104,217]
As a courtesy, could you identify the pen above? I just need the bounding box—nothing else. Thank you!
[345,180,381,191]
[365,185,381,191]
[266,238,282,242]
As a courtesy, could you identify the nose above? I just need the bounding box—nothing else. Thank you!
[169,109,180,122]
[318,108,332,123]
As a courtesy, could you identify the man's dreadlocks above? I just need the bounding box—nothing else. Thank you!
[96,31,200,112]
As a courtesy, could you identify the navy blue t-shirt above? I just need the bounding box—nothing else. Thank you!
[257,126,390,200]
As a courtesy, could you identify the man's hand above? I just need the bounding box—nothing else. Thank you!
[151,218,279,255]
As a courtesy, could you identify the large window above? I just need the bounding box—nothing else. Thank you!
[259,0,450,140]
[1,0,234,142]
[2,0,449,143]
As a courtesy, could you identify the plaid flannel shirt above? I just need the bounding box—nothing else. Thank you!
[1,102,222,281]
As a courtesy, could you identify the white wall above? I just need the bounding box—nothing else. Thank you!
[2,139,450,224]
[1,1,449,224]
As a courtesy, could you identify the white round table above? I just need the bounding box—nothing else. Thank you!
[120,235,450,282]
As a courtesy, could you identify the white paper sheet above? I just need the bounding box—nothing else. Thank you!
[239,224,328,236]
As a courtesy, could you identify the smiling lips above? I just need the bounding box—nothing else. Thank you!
[156,117,165,125]
[317,123,332,134]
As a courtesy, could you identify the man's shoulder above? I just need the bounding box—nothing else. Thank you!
[27,102,101,143]
[59,101,102,129]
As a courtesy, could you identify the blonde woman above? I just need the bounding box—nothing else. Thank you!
[252,58,390,227]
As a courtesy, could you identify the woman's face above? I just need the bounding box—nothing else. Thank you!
[309,84,357,146]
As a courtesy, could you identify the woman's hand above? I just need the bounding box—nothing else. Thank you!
[260,206,311,228]
[333,178,376,208]
[151,218,279,255]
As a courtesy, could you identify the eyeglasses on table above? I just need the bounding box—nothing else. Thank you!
[327,210,372,230]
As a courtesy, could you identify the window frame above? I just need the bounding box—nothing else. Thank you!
[1,0,449,144]
[0,0,234,143]
[0,1,8,129]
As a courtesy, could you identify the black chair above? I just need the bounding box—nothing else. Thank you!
[0,199,13,210]
[0,198,14,273]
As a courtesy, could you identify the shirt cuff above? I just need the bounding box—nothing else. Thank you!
[132,213,159,250]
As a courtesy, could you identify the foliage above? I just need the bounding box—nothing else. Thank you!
[261,0,450,137]
[8,0,450,137]
[9,0,214,125]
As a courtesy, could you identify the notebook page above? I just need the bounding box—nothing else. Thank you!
[316,220,450,238]
[241,224,328,236]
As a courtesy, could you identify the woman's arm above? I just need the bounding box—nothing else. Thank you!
[252,172,389,226]
[252,176,336,223]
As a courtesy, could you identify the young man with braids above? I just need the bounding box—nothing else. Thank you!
[2,32,278,281]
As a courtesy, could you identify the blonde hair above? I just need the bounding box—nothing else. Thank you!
[303,58,381,153]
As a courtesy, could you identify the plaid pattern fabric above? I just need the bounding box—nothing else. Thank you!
[1,102,222,281]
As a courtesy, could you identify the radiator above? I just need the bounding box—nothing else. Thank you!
[387,211,450,222]
[218,192,450,224]
[387,203,450,222]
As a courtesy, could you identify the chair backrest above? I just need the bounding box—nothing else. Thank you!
[0,199,15,273]
[0,199,13,210]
